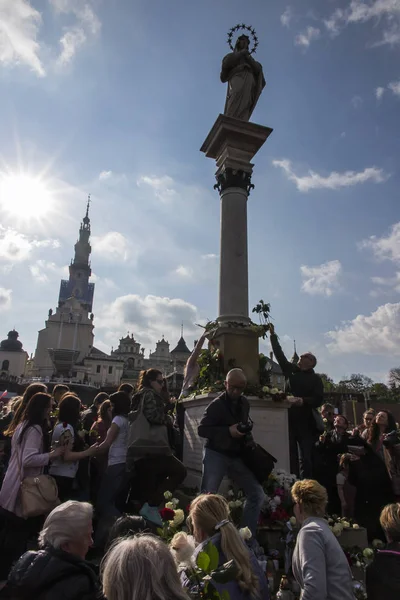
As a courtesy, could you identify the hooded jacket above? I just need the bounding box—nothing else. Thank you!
[1,546,101,600]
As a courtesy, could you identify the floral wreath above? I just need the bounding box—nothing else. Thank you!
[227,24,259,55]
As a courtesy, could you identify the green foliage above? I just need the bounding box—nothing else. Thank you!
[251,299,271,339]
[205,541,219,572]
[197,551,211,573]
[185,542,235,599]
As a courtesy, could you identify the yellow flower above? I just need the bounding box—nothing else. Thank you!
[352,523,360,530]
[289,516,297,526]
[165,502,174,509]
[164,491,172,500]
[341,521,350,529]
[170,508,185,528]
[363,548,374,559]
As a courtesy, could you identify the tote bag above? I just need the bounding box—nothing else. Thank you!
[17,427,60,519]
[127,393,171,461]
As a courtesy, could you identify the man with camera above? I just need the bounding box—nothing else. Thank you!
[198,368,265,535]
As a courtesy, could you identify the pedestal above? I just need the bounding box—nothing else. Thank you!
[200,114,273,382]
[183,394,290,489]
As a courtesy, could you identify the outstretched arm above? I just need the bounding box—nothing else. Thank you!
[185,331,207,372]
[269,325,294,375]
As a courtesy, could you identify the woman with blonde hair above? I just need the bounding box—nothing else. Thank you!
[102,534,189,600]
[184,494,269,599]
[366,502,400,599]
[291,479,353,600]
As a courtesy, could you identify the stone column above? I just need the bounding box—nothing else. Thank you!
[200,114,272,383]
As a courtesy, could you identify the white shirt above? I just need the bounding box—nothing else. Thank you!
[49,423,78,478]
[108,415,129,466]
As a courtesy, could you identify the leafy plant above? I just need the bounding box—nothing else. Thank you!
[184,541,236,599]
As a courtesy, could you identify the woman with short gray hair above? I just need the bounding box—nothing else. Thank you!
[102,534,189,600]
[2,501,100,599]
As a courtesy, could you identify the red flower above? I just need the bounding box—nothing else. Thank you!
[159,507,175,521]
[186,503,191,514]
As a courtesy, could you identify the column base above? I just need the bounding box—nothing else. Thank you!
[211,324,260,385]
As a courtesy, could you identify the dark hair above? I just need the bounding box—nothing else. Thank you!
[137,369,163,390]
[53,384,70,400]
[105,515,148,551]
[99,399,112,423]
[118,383,134,396]
[94,392,109,407]
[5,383,47,436]
[58,394,82,428]
[110,391,130,416]
[368,410,397,447]
[339,454,351,470]
[18,392,52,445]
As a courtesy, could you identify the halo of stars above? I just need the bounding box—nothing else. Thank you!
[227,24,259,55]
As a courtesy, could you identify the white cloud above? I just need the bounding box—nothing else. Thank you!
[96,294,200,351]
[326,303,400,355]
[91,231,131,262]
[0,0,45,76]
[300,260,342,296]
[351,95,363,108]
[375,86,385,100]
[29,260,68,283]
[99,170,113,180]
[295,26,320,48]
[175,265,193,278]
[360,222,400,264]
[272,159,388,192]
[49,0,101,66]
[137,175,177,203]
[371,273,400,293]
[281,6,293,28]
[324,0,400,46]
[388,80,400,97]
[0,287,12,311]
[201,253,218,260]
[0,228,60,263]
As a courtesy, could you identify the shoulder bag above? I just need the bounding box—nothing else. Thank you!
[17,427,60,519]
[126,392,171,462]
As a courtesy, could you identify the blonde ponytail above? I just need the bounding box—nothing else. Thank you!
[189,495,259,598]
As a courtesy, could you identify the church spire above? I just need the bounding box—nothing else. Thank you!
[82,194,91,231]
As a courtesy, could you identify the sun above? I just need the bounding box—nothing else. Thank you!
[0,172,54,220]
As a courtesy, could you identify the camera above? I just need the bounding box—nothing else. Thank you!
[237,419,254,434]
[383,430,400,448]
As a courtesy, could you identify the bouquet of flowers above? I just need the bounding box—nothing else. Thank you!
[260,470,297,527]
[157,491,187,542]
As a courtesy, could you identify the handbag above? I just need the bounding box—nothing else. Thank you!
[312,408,325,434]
[127,392,171,461]
[241,443,277,484]
[16,427,60,519]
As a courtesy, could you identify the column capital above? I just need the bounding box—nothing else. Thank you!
[214,168,254,195]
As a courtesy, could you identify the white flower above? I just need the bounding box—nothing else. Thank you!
[239,527,252,541]
[228,489,235,498]
[273,495,281,506]
[262,386,270,393]
[170,509,185,528]
[355,561,361,568]
[363,548,374,559]
[165,502,174,510]
[341,520,350,529]
[164,491,173,500]
[172,498,179,508]
[271,388,279,395]
[372,539,384,549]
[170,532,196,566]
[332,523,343,537]
[352,523,360,530]
[289,516,297,526]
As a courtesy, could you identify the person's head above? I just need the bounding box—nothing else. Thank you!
[102,535,189,600]
[368,409,397,445]
[363,409,375,428]
[137,369,164,393]
[321,403,334,423]
[334,415,348,433]
[225,368,247,400]
[235,34,249,52]
[52,384,70,405]
[58,394,82,428]
[298,352,317,371]
[105,515,148,551]
[99,399,112,423]
[291,479,328,524]
[380,503,400,543]
[9,392,51,442]
[110,391,130,417]
[94,391,109,409]
[118,383,135,399]
[339,454,351,472]
[7,383,48,436]
[39,500,93,560]
[188,494,259,596]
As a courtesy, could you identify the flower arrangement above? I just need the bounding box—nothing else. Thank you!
[260,469,297,527]
[326,515,362,538]
[157,492,188,542]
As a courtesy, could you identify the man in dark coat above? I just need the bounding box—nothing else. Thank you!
[198,368,265,536]
[270,325,324,479]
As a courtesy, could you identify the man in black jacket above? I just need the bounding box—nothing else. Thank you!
[198,368,265,535]
[270,324,323,479]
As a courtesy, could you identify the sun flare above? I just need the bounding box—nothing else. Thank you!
[0,172,53,220]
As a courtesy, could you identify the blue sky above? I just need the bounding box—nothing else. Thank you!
[0,0,399,382]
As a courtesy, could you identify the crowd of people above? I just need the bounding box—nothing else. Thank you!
[0,326,399,598]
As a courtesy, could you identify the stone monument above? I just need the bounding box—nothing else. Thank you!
[183,26,290,488]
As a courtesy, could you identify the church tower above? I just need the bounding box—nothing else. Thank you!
[59,196,94,312]
[32,197,95,379]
